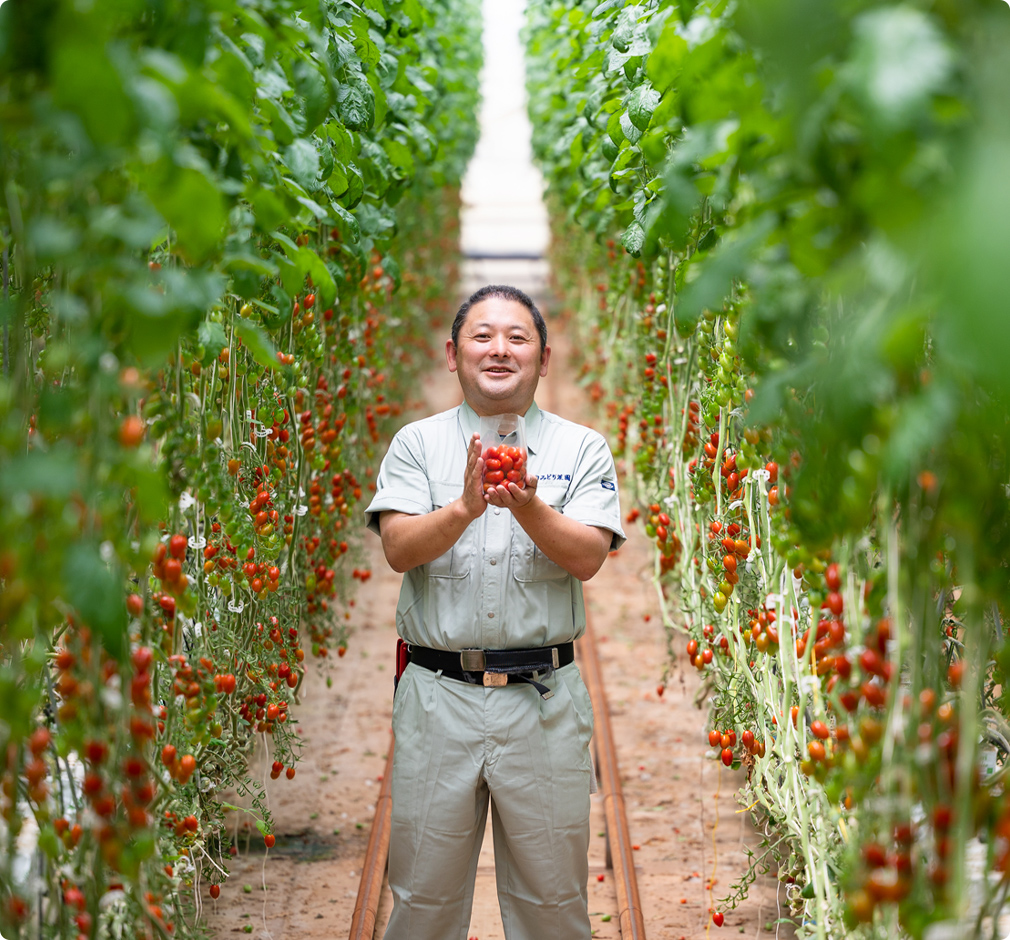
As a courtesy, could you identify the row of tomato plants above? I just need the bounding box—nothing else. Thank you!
[0,1,480,938]
[526,0,1010,937]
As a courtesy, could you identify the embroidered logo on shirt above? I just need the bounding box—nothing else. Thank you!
[601,479,616,491]
[539,473,572,483]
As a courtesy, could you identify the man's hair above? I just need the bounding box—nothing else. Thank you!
[451,285,547,354]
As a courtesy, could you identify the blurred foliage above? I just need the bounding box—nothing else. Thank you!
[527,0,1010,936]
[0,0,479,936]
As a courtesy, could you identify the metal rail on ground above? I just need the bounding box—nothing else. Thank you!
[579,606,648,940]
[348,613,647,939]
[347,738,394,940]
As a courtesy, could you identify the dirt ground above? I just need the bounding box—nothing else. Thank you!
[204,301,794,940]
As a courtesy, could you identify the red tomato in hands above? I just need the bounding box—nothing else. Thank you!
[482,445,527,492]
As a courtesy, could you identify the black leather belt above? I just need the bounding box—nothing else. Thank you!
[407,642,574,699]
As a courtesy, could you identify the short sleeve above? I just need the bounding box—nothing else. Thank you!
[363,425,433,536]
[562,432,626,550]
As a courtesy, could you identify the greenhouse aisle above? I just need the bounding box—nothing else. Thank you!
[458,0,549,297]
[204,4,788,938]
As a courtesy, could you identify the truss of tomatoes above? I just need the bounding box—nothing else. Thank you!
[481,445,528,492]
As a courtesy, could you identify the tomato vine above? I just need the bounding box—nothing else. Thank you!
[0,0,479,937]
[527,0,1010,937]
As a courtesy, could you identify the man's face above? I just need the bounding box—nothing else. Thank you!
[445,297,550,416]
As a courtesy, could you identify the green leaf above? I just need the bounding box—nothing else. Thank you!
[619,110,643,145]
[330,201,361,241]
[676,218,772,329]
[849,7,952,128]
[382,138,415,177]
[621,221,645,257]
[607,110,625,146]
[198,320,228,364]
[627,82,660,131]
[284,139,321,191]
[27,217,81,261]
[328,160,349,198]
[144,164,227,263]
[326,121,355,164]
[63,544,128,660]
[337,82,374,131]
[592,0,624,19]
[297,248,337,309]
[234,316,280,371]
[646,21,687,92]
[0,449,80,498]
[247,187,290,234]
[51,36,135,146]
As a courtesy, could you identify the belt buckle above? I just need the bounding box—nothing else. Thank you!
[551,647,560,669]
[459,649,485,672]
[483,671,508,688]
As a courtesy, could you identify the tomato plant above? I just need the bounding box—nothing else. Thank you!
[526,0,1010,937]
[0,0,480,937]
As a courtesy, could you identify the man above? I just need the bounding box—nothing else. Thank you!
[365,284,625,939]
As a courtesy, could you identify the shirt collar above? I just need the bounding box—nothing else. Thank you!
[459,400,543,456]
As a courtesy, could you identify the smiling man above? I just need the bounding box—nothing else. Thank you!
[365,284,625,940]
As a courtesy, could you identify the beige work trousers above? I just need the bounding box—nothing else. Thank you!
[383,660,595,940]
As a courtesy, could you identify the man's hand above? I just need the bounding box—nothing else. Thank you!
[485,468,538,510]
[461,433,489,521]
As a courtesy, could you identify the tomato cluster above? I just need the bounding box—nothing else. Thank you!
[482,444,527,491]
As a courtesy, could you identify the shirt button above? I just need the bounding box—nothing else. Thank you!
[490,559,496,566]
[488,612,494,619]
[494,508,501,515]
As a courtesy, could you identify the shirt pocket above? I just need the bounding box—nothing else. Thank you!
[511,488,569,582]
[426,481,472,579]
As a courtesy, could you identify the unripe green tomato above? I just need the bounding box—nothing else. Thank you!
[716,388,730,407]
[724,320,739,341]
[704,308,718,322]
[713,591,727,612]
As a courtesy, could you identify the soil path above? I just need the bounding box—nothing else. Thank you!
[203,281,792,940]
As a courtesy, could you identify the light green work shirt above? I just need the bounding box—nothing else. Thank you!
[364,401,626,651]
